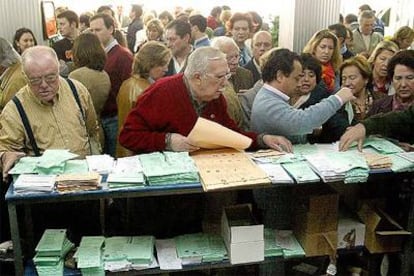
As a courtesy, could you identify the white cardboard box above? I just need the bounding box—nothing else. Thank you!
[337,217,366,249]
[221,204,264,264]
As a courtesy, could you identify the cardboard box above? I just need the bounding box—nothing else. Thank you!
[357,203,411,253]
[221,204,264,264]
[227,240,265,265]
[337,217,366,249]
[293,184,339,234]
[294,230,337,257]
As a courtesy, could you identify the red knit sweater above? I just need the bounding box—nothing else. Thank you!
[119,74,259,153]
[102,44,133,117]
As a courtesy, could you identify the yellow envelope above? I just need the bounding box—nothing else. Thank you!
[187,117,252,150]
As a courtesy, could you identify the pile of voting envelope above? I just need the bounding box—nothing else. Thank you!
[174,233,228,264]
[139,152,200,185]
[103,236,156,272]
[33,229,74,276]
[264,229,305,258]
[74,236,105,276]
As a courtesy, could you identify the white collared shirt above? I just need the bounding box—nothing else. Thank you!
[104,38,118,53]
[263,83,290,102]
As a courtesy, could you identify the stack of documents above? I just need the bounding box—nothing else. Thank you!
[305,154,347,182]
[305,151,369,184]
[274,230,306,258]
[139,152,199,185]
[191,149,270,191]
[281,161,320,183]
[390,153,414,172]
[264,228,283,257]
[55,172,102,193]
[363,152,392,169]
[13,174,56,194]
[103,236,156,272]
[74,236,105,276]
[36,149,79,175]
[125,236,156,268]
[33,229,74,276]
[9,156,40,175]
[63,160,89,174]
[86,155,114,174]
[107,156,145,189]
[174,233,227,264]
[255,163,294,184]
[397,152,414,164]
[362,137,404,154]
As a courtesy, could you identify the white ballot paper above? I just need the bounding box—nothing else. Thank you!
[187,117,252,150]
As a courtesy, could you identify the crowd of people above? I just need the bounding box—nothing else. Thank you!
[0,2,414,274]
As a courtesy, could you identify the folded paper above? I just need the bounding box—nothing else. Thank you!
[187,117,252,150]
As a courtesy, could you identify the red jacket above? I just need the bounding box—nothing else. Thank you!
[119,74,259,153]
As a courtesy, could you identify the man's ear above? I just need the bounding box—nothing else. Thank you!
[193,72,203,84]
[275,70,284,82]
[183,33,191,43]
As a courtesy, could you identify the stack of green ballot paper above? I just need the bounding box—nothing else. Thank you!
[74,236,105,276]
[273,230,306,258]
[34,229,74,276]
[362,137,404,154]
[126,236,155,267]
[264,228,283,257]
[175,233,227,264]
[9,150,79,178]
[139,152,199,185]
[36,149,79,175]
[103,236,155,271]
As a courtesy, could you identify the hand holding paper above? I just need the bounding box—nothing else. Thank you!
[169,133,200,152]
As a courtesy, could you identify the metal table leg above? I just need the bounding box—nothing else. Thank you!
[8,203,23,276]
[401,188,414,276]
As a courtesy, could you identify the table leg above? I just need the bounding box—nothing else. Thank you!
[401,189,414,276]
[100,199,106,235]
[8,203,23,276]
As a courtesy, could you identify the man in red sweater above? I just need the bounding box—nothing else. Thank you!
[90,13,133,157]
[119,46,292,153]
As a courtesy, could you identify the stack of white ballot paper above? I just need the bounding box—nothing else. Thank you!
[107,156,145,189]
[14,174,56,194]
[86,154,114,174]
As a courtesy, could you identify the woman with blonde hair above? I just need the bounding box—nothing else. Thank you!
[116,41,172,157]
[367,40,399,97]
[391,26,414,50]
[303,29,342,93]
[340,55,373,123]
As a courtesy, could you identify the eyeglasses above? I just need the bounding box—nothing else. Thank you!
[205,72,232,83]
[254,42,272,48]
[26,73,59,86]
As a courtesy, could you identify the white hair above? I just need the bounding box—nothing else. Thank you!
[184,46,226,77]
[211,36,240,52]
[21,45,59,74]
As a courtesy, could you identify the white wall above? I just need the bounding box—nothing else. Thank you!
[279,0,341,53]
[0,0,46,45]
